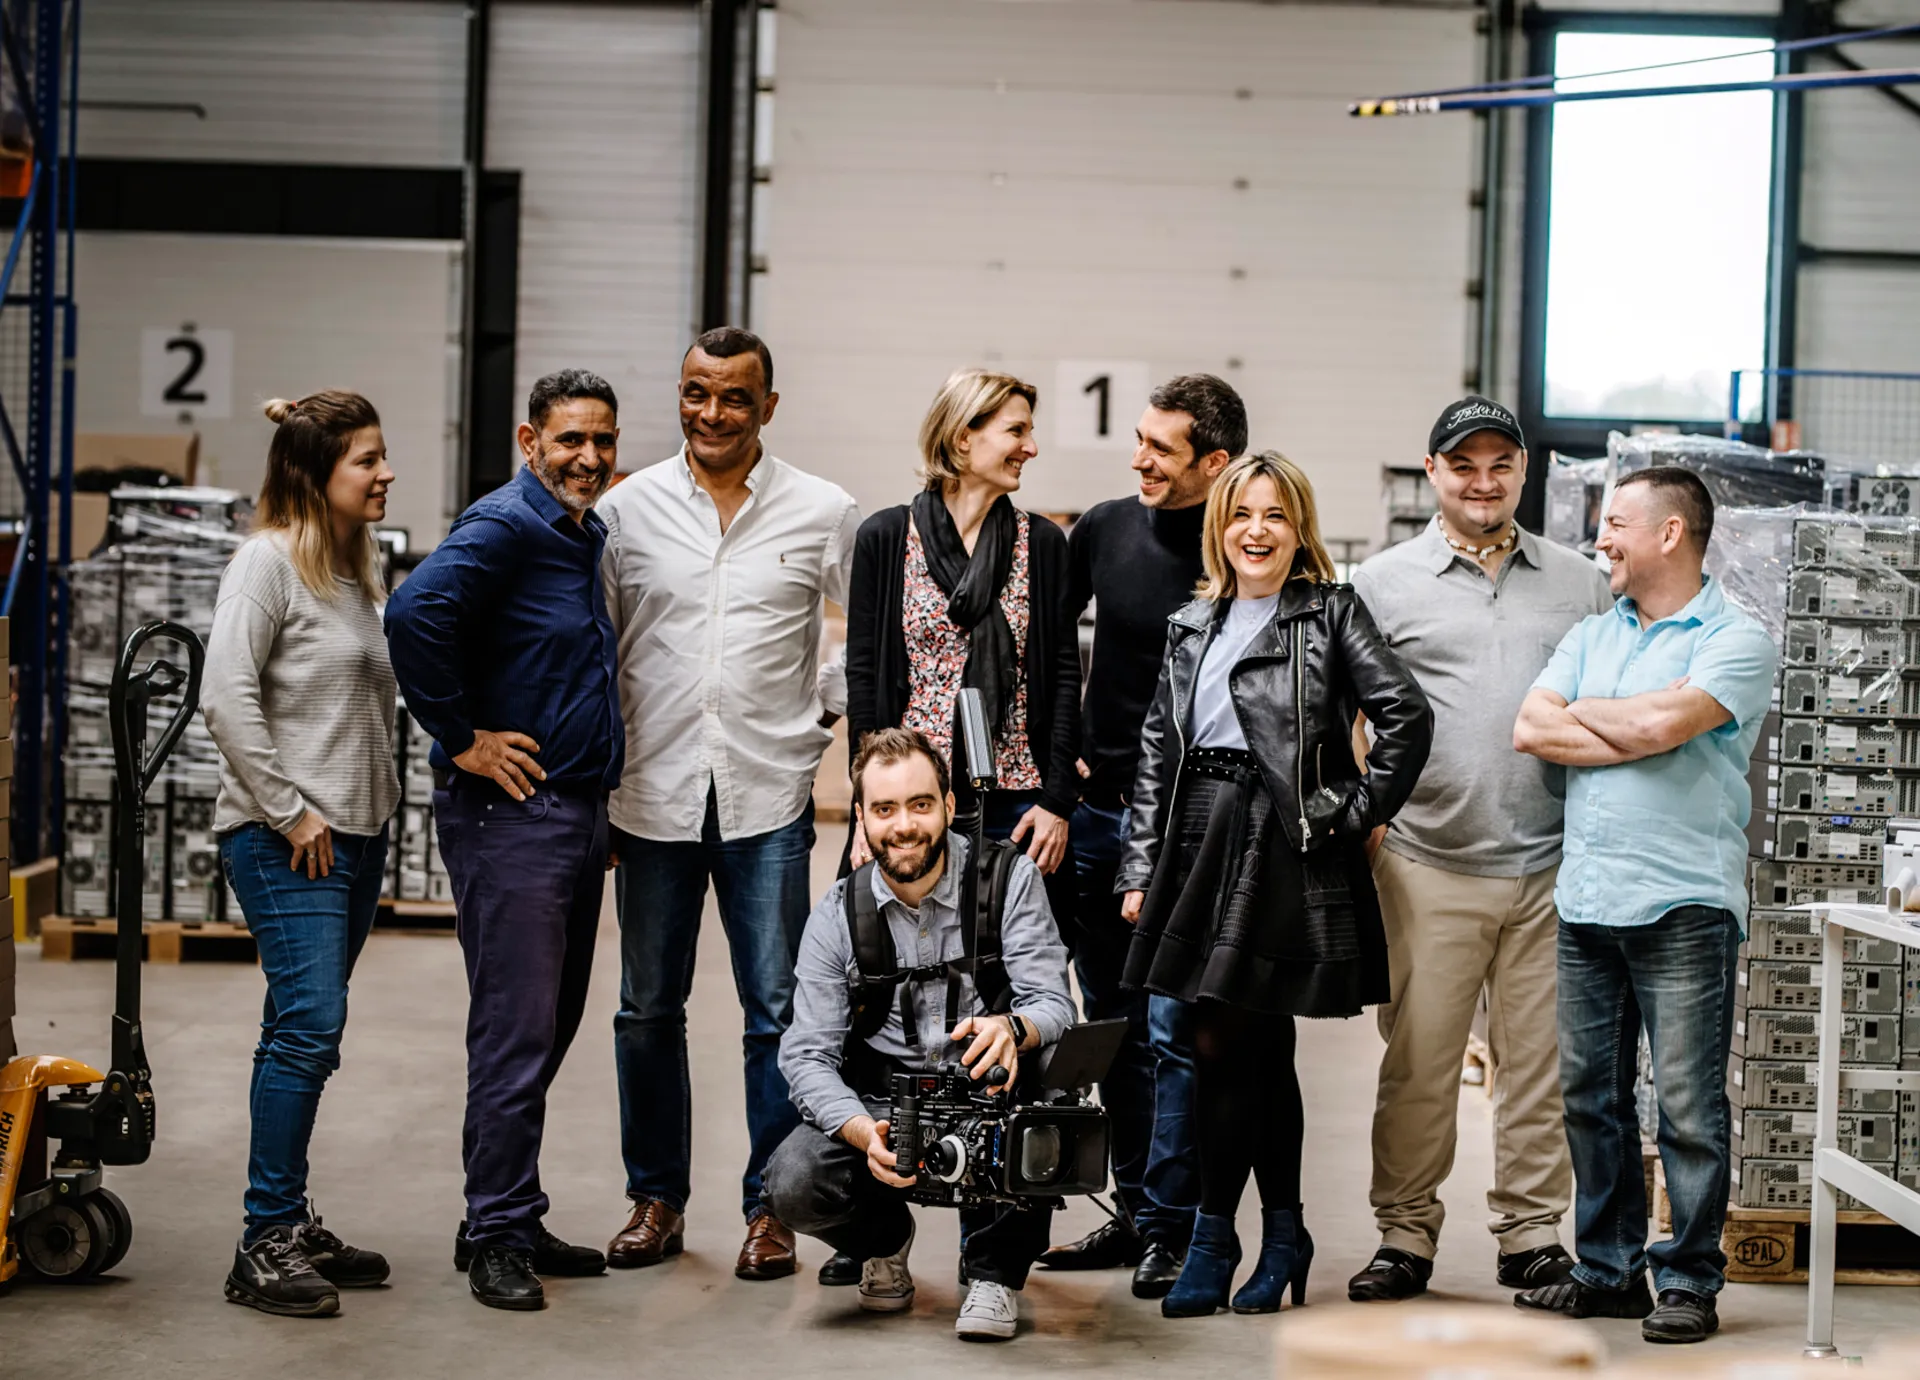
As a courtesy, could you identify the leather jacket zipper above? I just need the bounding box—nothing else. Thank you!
[1295,619,1309,851]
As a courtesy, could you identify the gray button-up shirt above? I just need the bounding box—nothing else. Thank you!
[779,832,1076,1136]
[1352,517,1613,878]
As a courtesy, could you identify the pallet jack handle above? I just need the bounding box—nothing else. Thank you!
[107,621,204,1093]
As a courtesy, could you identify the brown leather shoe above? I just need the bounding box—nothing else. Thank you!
[607,1199,685,1269]
[734,1212,798,1281]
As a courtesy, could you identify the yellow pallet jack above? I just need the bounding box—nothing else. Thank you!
[0,621,203,1283]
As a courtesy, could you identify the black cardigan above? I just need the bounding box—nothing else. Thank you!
[845,503,1081,820]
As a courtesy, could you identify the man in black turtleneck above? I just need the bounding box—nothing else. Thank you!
[1040,374,1246,1298]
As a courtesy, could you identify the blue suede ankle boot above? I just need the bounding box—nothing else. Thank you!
[1161,1213,1242,1318]
[1230,1205,1313,1314]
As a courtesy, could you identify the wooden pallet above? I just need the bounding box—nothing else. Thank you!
[148,920,255,964]
[39,915,138,961]
[1653,1158,1920,1285]
[40,916,256,963]
[378,897,456,932]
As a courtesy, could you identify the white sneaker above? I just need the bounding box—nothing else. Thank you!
[955,1278,1019,1341]
[858,1221,915,1313]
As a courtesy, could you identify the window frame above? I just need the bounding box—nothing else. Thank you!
[1516,8,1789,521]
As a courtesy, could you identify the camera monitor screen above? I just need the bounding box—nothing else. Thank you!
[1034,1018,1127,1092]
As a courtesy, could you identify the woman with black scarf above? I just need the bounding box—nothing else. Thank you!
[844,369,1081,889]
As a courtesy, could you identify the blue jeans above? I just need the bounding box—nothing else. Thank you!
[614,792,815,1219]
[221,821,389,1238]
[1558,906,1740,1296]
[1071,799,1197,1244]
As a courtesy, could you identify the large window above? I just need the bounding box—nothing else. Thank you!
[1541,32,1777,421]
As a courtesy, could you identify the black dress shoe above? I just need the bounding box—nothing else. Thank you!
[1038,1217,1144,1271]
[1643,1288,1718,1343]
[1131,1241,1186,1299]
[469,1244,545,1311]
[455,1221,605,1276]
[1347,1247,1433,1302]
[818,1251,861,1287]
[1514,1275,1654,1320]
[1497,1243,1575,1288]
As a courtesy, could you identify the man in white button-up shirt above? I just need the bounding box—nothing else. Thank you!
[596,327,860,1283]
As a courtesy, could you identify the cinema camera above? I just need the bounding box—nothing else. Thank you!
[886,1017,1125,1211]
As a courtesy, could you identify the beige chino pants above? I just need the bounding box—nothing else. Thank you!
[1367,845,1570,1260]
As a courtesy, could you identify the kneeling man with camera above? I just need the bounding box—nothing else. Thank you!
[764,722,1086,1341]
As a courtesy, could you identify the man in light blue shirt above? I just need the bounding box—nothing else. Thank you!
[1511,466,1777,1347]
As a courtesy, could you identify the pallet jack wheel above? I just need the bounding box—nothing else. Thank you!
[18,1197,115,1281]
[89,1188,135,1273]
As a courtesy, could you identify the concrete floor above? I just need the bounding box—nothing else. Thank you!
[6,835,1919,1377]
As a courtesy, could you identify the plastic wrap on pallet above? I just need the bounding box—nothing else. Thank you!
[1609,430,1826,510]
[1708,505,1920,649]
[1545,453,1608,552]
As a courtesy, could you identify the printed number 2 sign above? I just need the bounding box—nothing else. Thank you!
[141,328,234,419]
[1053,360,1149,452]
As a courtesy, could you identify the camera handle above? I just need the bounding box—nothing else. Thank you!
[891,1082,920,1177]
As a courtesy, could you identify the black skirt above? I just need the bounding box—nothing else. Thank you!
[1121,747,1388,1018]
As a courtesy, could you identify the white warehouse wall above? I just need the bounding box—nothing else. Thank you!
[73,234,461,547]
[754,0,1481,549]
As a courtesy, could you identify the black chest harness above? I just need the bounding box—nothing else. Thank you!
[843,839,1020,1053]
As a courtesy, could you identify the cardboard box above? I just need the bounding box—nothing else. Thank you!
[13,856,54,941]
[44,433,201,560]
[74,432,199,485]
[45,492,112,562]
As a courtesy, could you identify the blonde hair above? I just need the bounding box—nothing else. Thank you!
[1196,451,1337,600]
[258,391,385,602]
[916,369,1038,491]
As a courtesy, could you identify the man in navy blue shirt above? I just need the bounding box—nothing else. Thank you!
[386,368,625,1311]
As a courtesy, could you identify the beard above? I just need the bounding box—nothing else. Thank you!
[529,442,612,515]
[870,825,948,885]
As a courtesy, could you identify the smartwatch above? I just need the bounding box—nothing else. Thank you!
[1007,1012,1030,1048]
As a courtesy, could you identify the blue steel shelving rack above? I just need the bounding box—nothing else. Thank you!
[2,0,79,866]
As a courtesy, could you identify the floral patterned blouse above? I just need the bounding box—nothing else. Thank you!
[901,512,1042,789]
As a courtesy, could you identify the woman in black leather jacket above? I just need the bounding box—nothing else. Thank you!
[1116,451,1432,1321]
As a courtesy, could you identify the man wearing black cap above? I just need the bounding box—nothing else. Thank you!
[1345,396,1612,1302]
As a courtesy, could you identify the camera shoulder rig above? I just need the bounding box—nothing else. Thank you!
[843,838,1020,1049]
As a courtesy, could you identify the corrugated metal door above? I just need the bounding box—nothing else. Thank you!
[487,2,703,466]
[77,0,467,165]
[756,0,1479,545]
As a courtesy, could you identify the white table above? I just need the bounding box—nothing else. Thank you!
[1802,904,1920,1359]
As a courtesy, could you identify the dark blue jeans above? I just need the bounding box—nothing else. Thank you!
[436,783,607,1249]
[613,793,815,1219]
[221,821,389,1239]
[1071,799,1197,1246]
[1558,905,1740,1296]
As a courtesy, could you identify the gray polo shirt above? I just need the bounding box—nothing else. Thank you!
[1352,517,1613,878]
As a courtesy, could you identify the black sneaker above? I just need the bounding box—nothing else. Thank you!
[1039,1217,1144,1271]
[469,1243,545,1311]
[1643,1288,1718,1344]
[455,1221,606,1276]
[224,1226,340,1318]
[1347,1247,1433,1302]
[1497,1243,1576,1289]
[818,1251,861,1287]
[1515,1275,1655,1320]
[1131,1241,1186,1300]
[293,1212,390,1288]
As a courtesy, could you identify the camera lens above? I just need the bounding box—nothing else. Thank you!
[1017,1125,1062,1184]
[924,1135,969,1183]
